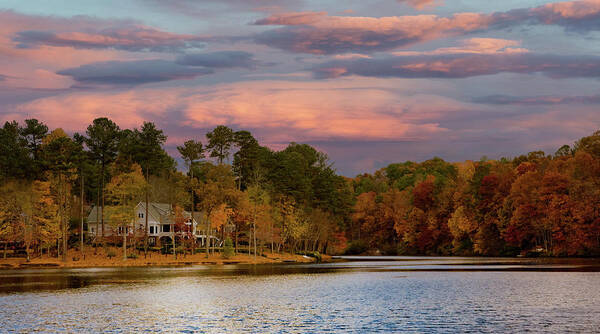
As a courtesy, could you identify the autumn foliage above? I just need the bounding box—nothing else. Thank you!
[350,131,600,256]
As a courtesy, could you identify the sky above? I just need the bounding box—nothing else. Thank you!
[1,0,599,176]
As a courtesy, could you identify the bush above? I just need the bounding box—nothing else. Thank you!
[380,244,397,256]
[161,244,172,254]
[298,251,322,262]
[127,253,138,259]
[222,238,234,259]
[106,250,116,258]
[344,240,368,255]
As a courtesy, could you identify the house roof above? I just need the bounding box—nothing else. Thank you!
[86,205,118,223]
[87,202,202,224]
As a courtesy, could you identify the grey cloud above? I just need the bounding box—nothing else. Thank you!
[14,27,206,52]
[312,53,600,79]
[255,26,425,55]
[254,1,600,55]
[57,60,213,85]
[473,94,600,105]
[176,51,257,68]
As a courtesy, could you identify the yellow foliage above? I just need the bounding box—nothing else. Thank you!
[42,128,68,145]
[447,206,477,238]
[210,203,233,229]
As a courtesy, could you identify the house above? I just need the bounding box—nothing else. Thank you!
[86,202,218,246]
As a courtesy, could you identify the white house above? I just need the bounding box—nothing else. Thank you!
[86,202,217,246]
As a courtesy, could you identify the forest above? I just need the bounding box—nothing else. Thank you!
[0,118,599,260]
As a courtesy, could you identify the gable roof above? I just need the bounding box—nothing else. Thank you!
[87,202,202,224]
[86,205,118,223]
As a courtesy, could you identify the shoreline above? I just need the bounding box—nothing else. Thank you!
[0,248,332,270]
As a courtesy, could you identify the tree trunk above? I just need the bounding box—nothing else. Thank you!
[80,175,84,256]
[101,163,105,243]
[123,225,127,260]
[270,220,273,254]
[95,185,100,255]
[205,212,210,258]
[253,204,257,259]
[61,175,67,262]
[191,167,195,255]
[172,224,176,259]
[144,166,149,258]
[25,227,30,262]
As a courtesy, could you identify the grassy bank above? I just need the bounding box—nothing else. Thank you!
[0,247,330,269]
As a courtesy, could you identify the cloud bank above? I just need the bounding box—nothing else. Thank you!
[254,0,600,54]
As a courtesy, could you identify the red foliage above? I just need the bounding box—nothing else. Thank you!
[413,179,435,211]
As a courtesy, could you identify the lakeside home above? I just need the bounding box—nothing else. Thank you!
[86,202,220,247]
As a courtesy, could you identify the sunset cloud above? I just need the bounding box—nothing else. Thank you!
[255,12,492,54]
[176,51,258,68]
[13,80,452,143]
[392,38,529,56]
[255,0,600,54]
[2,10,208,53]
[254,11,326,25]
[397,0,442,10]
[312,53,600,79]
[14,27,206,52]
[473,94,600,105]
[57,60,214,85]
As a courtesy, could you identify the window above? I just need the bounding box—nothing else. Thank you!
[138,213,144,218]
[150,226,155,234]
[162,224,170,233]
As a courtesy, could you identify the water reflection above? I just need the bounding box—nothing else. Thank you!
[1,257,599,332]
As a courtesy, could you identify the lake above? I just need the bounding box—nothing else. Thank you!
[1,257,599,332]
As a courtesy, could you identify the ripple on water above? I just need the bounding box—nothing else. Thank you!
[0,259,599,332]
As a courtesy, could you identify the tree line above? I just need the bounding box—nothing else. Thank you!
[0,117,599,259]
[350,132,600,256]
[0,119,351,260]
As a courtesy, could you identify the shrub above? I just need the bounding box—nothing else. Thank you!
[222,238,234,259]
[380,243,398,256]
[127,253,138,259]
[344,240,368,255]
[298,251,322,262]
[107,250,116,258]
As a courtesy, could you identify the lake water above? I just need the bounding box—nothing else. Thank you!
[1,257,599,333]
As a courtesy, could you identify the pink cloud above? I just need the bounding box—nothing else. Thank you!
[255,0,600,54]
[532,0,600,21]
[0,10,207,53]
[392,38,528,56]
[255,12,492,54]
[0,11,169,89]
[14,27,206,52]
[313,52,600,79]
[254,11,327,25]
[398,0,443,10]
[10,79,457,143]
